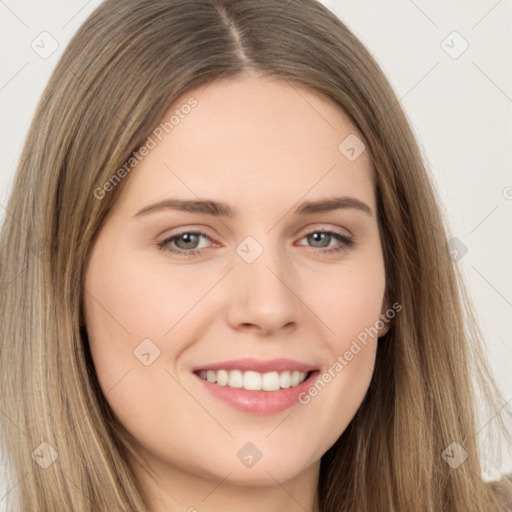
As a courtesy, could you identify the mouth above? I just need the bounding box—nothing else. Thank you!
[194,368,313,391]
[192,363,320,415]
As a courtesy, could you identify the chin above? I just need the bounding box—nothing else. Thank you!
[208,447,319,486]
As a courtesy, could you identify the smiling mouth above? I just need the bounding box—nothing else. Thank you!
[194,369,314,391]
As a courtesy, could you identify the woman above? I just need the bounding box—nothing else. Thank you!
[0,0,510,510]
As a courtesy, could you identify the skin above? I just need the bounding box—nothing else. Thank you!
[83,71,389,512]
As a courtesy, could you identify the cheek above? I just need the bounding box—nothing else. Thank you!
[293,257,385,439]
[83,242,206,363]
[85,259,201,337]
[311,256,386,348]
[82,251,203,458]
[82,246,193,409]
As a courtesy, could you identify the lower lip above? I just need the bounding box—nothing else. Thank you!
[193,371,320,414]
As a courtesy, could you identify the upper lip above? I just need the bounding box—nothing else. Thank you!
[192,358,318,374]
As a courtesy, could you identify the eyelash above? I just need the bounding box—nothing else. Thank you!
[157,229,354,258]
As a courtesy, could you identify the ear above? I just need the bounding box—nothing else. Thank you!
[377,300,391,338]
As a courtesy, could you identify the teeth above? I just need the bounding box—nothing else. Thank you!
[198,369,309,391]
[244,371,262,390]
[291,370,302,386]
[217,369,229,386]
[280,370,291,388]
[228,370,244,388]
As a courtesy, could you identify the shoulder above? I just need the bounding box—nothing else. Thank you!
[487,474,512,511]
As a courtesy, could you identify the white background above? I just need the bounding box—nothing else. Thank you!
[1,0,511,505]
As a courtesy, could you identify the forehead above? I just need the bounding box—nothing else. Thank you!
[113,74,374,215]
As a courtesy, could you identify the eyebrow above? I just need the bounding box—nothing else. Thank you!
[133,196,373,218]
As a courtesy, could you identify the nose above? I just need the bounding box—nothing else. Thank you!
[225,241,303,336]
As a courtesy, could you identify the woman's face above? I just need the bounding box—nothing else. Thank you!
[83,73,388,501]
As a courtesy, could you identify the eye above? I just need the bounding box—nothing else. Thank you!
[296,230,354,255]
[157,229,354,258]
[157,231,212,257]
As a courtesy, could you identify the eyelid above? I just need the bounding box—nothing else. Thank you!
[158,229,217,249]
[157,226,218,244]
[295,223,353,239]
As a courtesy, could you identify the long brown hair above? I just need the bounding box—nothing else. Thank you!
[1,0,510,510]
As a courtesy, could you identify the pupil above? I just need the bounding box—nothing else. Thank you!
[310,232,329,248]
[177,233,198,249]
